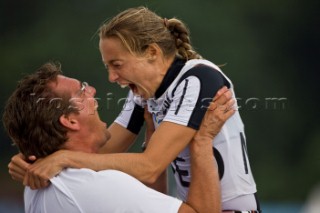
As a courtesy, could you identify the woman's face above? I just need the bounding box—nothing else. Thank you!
[99,37,162,99]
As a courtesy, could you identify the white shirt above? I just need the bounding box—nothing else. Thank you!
[115,59,257,203]
[24,168,182,213]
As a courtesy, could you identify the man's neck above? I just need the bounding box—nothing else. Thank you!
[63,134,98,154]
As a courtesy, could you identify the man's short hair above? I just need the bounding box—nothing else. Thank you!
[3,62,78,158]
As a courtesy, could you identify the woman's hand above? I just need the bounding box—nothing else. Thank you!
[22,150,68,189]
[8,153,33,183]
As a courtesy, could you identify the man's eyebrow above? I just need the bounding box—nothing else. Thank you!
[74,81,83,96]
[78,80,82,89]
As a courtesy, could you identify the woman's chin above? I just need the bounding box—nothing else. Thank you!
[129,85,151,99]
[129,84,137,93]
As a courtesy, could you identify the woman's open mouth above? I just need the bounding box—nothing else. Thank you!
[118,82,140,96]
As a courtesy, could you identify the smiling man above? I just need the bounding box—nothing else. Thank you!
[3,61,235,213]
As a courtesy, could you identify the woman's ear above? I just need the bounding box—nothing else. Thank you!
[59,114,80,131]
[146,43,160,61]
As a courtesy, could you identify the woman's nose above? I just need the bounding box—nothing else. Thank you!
[108,69,119,83]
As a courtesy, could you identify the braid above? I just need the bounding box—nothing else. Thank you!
[99,7,201,60]
[166,18,202,60]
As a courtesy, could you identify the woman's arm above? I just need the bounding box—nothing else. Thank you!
[143,106,168,194]
[8,122,138,187]
[22,116,195,188]
[8,153,31,183]
[98,122,138,154]
[99,91,145,154]
[22,87,233,189]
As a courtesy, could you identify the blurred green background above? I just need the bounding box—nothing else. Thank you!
[0,0,319,212]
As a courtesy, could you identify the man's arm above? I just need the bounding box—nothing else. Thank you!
[180,98,235,213]
[177,95,235,212]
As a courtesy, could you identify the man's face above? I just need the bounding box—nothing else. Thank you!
[53,75,111,153]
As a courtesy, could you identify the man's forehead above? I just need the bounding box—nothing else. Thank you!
[57,74,74,82]
[52,75,79,93]
[57,74,79,84]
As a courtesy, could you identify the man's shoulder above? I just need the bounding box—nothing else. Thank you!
[53,168,130,181]
[43,169,137,201]
[52,168,139,186]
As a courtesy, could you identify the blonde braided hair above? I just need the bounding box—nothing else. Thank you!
[99,6,201,60]
[164,18,202,60]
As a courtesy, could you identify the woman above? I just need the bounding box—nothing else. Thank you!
[9,6,260,212]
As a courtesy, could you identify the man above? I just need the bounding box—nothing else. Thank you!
[3,62,235,212]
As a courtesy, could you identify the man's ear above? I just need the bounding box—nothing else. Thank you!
[59,114,80,131]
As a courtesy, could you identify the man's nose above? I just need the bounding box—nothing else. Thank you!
[88,85,96,96]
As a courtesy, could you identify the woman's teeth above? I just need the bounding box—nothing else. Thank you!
[117,83,128,89]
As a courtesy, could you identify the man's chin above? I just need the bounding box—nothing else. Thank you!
[106,133,112,142]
